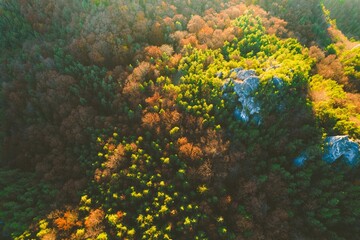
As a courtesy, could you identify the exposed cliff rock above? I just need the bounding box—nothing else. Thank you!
[294,135,360,166]
[293,152,309,167]
[222,68,261,124]
[323,136,360,165]
[222,68,284,125]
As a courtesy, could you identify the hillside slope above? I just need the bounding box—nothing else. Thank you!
[1,1,360,239]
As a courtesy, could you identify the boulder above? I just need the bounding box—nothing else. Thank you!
[228,70,261,124]
[293,152,308,167]
[293,135,360,167]
[234,76,260,94]
[223,69,284,125]
[234,107,248,123]
[322,136,360,165]
[271,77,284,88]
[236,69,256,80]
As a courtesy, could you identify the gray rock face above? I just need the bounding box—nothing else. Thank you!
[271,77,284,88]
[225,69,261,124]
[293,135,360,167]
[221,69,360,168]
[322,136,360,165]
[236,69,256,80]
[222,68,284,125]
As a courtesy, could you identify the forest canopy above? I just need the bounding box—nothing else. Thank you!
[1,0,360,239]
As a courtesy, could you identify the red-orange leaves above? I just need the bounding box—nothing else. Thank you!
[144,46,163,60]
[317,54,347,83]
[54,210,81,231]
[187,15,206,34]
[142,112,161,128]
[177,137,203,161]
[145,92,162,107]
[84,209,105,229]
[198,26,214,44]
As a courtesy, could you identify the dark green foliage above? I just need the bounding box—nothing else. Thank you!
[53,47,117,115]
[222,13,271,59]
[256,0,332,47]
[1,1,360,239]
[323,0,360,40]
[291,159,360,239]
[0,168,57,238]
[0,1,35,50]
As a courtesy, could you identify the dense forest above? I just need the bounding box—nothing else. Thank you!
[1,0,360,239]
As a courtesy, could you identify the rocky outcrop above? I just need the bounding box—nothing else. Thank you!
[223,68,261,124]
[322,136,360,165]
[222,68,284,125]
[221,69,360,167]
[294,135,360,167]
[293,152,308,167]
[271,77,284,88]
